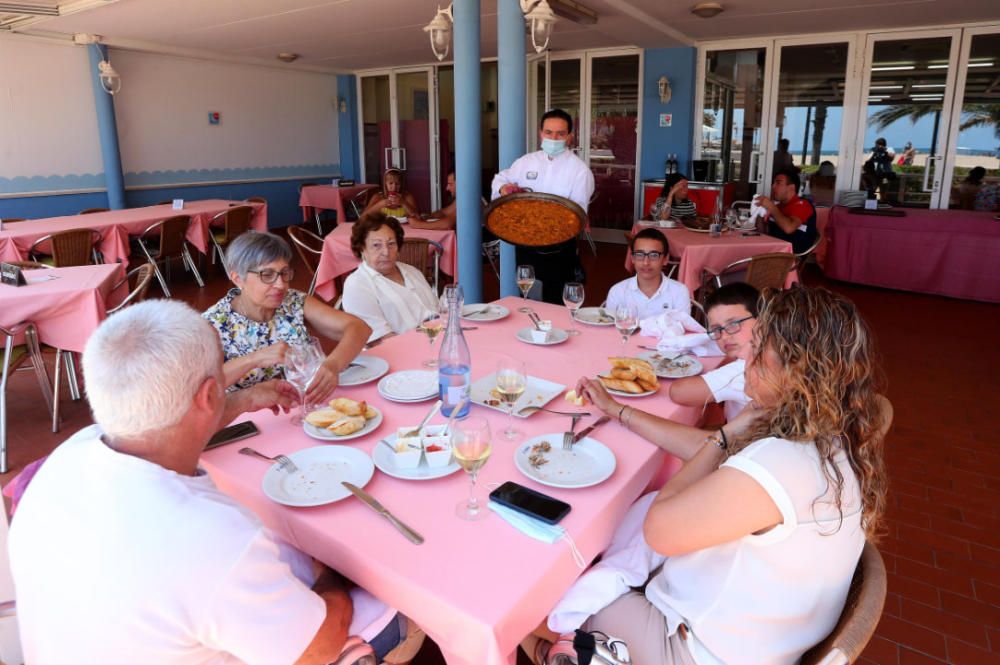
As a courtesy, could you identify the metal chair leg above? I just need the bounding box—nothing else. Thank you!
[52,349,62,434]
[585,230,597,256]
[64,351,81,401]
[183,245,205,288]
[139,239,171,297]
[307,271,318,297]
[25,329,55,417]
[314,210,324,236]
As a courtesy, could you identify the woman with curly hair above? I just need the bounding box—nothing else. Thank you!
[528,286,891,665]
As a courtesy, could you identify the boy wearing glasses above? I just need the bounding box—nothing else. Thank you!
[669,283,759,422]
[606,228,689,320]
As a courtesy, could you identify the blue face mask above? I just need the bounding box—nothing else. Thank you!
[541,138,567,157]
[488,501,586,568]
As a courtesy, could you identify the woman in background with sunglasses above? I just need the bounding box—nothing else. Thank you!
[203,231,370,401]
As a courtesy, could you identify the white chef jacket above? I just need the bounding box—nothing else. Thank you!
[491,149,595,211]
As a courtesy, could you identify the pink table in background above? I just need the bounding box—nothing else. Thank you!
[201,297,722,665]
[0,264,127,352]
[626,222,796,294]
[299,184,378,223]
[825,205,1000,303]
[312,223,458,301]
[0,200,267,266]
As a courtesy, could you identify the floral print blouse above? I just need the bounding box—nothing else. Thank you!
[203,288,310,391]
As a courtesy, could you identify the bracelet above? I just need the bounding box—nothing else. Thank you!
[716,428,729,452]
[617,404,627,424]
[624,406,635,430]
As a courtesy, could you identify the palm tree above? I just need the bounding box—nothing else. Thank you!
[867,103,941,131]
[958,103,1000,139]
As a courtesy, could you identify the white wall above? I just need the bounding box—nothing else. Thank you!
[0,35,103,183]
[112,51,339,179]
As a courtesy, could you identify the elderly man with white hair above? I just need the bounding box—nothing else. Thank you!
[8,300,417,665]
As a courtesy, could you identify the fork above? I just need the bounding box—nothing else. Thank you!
[517,405,589,417]
[562,414,583,450]
[239,447,299,473]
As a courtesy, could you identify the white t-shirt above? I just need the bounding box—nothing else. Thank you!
[645,437,864,665]
[342,261,439,342]
[9,426,326,665]
[700,359,749,422]
[490,149,595,211]
[605,275,690,321]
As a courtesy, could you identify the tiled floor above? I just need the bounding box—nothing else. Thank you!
[3,233,997,664]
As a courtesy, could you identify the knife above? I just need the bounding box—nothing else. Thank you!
[341,482,425,545]
[573,415,611,444]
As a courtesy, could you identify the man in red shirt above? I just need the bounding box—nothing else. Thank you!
[756,168,817,254]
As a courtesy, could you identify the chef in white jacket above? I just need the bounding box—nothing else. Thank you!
[491,109,595,303]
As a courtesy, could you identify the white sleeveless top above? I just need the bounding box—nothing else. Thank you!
[645,436,864,665]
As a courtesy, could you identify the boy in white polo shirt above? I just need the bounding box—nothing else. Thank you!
[606,228,689,320]
[669,283,759,421]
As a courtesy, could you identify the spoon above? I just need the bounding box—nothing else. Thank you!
[527,311,543,331]
[443,398,468,436]
[401,399,442,439]
[517,406,590,417]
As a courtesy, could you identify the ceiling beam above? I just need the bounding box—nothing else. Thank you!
[597,0,694,46]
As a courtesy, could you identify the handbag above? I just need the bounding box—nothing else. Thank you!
[545,630,632,665]
[329,636,377,665]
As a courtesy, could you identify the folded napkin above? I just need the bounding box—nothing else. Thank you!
[638,310,722,357]
[547,493,664,633]
[749,195,770,222]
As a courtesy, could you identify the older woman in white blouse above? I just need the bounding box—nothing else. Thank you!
[341,213,439,342]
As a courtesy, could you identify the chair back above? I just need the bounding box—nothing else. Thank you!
[107,263,157,314]
[155,215,192,257]
[78,208,109,215]
[32,229,98,267]
[744,252,798,292]
[7,261,45,270]
[398,238,430,280]
[801,542,887,665]
[286,226,323,276]
[219,206,254,243]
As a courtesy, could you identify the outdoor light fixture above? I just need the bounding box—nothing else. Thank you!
[690,2,724,18]
[276,52,300,63]
[97,58,121,95]
[423,4,454,62]
[658,76,672,104]
[522,0,557,53]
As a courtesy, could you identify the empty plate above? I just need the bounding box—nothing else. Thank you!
[514,434,617,489]
[377,370,438,402]
[461,303,510,322]
[636,351,704,378]
[574,307,615,326]
[261,446,375,507]
[339,356,390,386]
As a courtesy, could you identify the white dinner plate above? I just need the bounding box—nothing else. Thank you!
[261,446,374,507]
[469,373,567,418]
[515,327,570,346]
[637,219,678,229]
[574,307,615,326]
[377,370,438,402]
[636,351,704,379]
[514,434,617,489]
[461,303,510,322]
[603,384,658,398]
[339,356,390,386]
[302,405,383,442]
[371,435,461,481]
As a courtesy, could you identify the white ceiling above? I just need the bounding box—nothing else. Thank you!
[3,0,999,72]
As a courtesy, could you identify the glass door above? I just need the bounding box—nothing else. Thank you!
[855,31,961,208]
[550,57,583,157]
[359,75,390,187]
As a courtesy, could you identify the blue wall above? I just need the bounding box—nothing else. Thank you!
[337,75,361,181]
[640,47,697,184]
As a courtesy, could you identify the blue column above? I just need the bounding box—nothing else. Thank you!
[87,44,126,210]
[337,74,360,181]
[497,0,525,298]
[454,0,483,302]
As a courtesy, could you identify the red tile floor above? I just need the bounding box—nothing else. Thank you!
[3,235,997,664]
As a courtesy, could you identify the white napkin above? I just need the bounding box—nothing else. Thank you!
[638,310,722,357]
[749,195,769,223]
[547,493,664,633]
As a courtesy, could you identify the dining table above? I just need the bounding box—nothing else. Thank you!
[299,184,378,225]
[312,222,458,302]
[627,221,797,295]
[200,296,723,665]
[0,200,267,267]
[0,264,128,352]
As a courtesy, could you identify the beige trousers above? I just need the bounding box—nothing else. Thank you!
[580,592,698,665]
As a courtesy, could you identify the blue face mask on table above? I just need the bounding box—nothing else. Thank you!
[541,138,567,157]
[488,501,586,568]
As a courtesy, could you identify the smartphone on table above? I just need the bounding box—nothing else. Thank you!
[205,421,260,451]
[489,481,571,525]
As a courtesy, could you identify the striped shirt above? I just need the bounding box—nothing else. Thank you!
[650,196,697,220]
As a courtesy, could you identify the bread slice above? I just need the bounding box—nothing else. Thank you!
[329,397,367,417]
[305,408,346,428]
[599,376,644,394]
[327,415,366,436]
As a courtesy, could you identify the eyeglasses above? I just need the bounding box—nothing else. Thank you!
[248,268,294,284]
[706,315,754,340]
[631,250,664,262]
[367,241,398,253]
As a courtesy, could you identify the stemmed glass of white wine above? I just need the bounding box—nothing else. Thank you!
[496,358,527,440]
[452,416,492,521]
[516,265,535,313]
[284,337,325,425]
[418,316,444,367]
[613,303,639,355]
[562,282,584,336]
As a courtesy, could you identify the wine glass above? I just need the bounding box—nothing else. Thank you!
[516,265,535,313]
[418,316,444,367]
[496,358,527,440]
[284,337,325,425]
[452,416,492,521]
[562,282,584,336]
[613,303,639,355]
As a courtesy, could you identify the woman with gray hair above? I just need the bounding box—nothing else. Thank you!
[203,231,370,401]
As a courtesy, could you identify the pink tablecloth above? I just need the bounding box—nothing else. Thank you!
[0,264,127,353]
[626,223,795,294]
[200,297,722,665]
[825,206,1000,303]
[313,223,458,301]
[299,184,377,223]
[0,200,267,267]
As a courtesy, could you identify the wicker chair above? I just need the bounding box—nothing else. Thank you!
[1,322,54,473]
[700,252,797,300]
[78,207,109,215]
[155,200,173,205]
[209,206,255,275]
[0,218,27,224]
[28,229,101,267]
[135,215,204,297]
[6,261,46,270]
[245,196,267,204]
[398,237,442,294]
[106,263,157,315]
[286,226,324,297]
[800,542,887,665]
